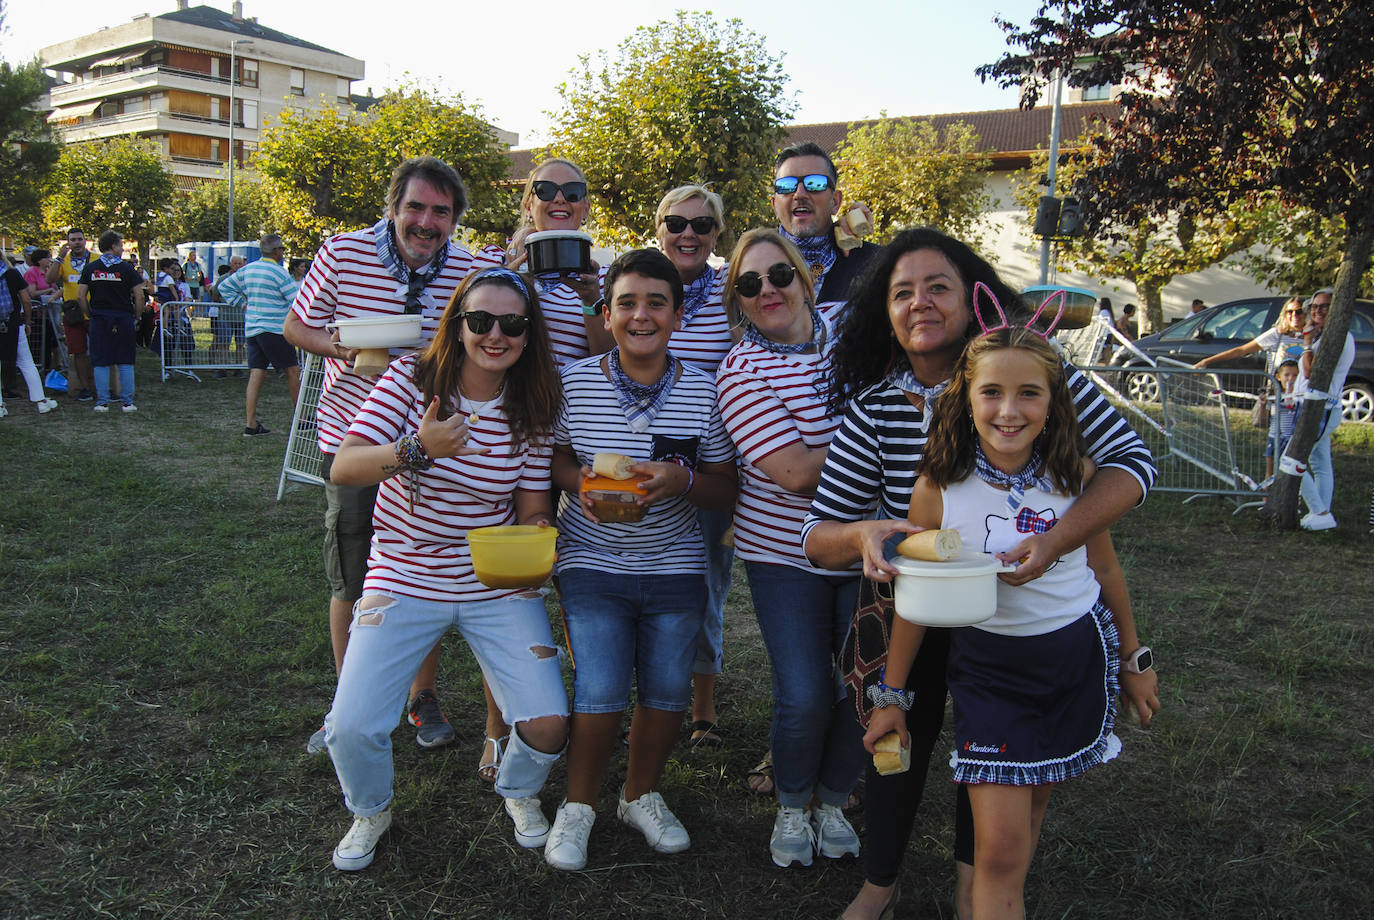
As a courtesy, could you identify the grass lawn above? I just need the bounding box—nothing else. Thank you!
[3,353,1372,919]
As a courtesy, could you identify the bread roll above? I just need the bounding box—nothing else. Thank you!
[872,731,911,776]
[896,529,962,562]
[592,452,635,480]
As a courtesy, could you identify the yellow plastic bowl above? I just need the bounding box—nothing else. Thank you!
[467,525,558,589]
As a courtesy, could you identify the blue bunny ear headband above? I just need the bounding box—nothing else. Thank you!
[973,282,1067,340]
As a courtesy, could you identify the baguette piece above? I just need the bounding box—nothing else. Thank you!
[872,731,911,776]
[592,452,635,480]
[896,528,962,562]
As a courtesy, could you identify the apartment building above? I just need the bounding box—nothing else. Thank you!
[40,2,364,189]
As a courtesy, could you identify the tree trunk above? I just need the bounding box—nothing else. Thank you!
[1263,222,1374,529]
[1137,280,1165,335]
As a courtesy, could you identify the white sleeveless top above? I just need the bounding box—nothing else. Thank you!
[941,475,1100,637]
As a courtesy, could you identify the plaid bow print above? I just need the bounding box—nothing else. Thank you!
[1016,507,1057,534]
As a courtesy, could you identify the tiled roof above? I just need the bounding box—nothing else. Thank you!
[158,4,347,57]
[502,102,1120,180]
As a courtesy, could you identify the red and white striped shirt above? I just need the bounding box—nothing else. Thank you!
[716,306,845,572]
[347,355,552,603]
[669,266,734,374]
[292,228,499,455]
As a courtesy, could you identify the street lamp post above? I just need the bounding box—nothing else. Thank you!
[1038,68,1064,286]
[227,38,253,245]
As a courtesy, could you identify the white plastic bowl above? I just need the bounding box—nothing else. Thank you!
[326,315,424,348]
[891,553,1016,627]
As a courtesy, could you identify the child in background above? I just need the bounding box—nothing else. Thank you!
[1268,359,1301,480]
[865,301,1160,920]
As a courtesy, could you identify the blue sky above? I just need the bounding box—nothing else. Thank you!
[3,0,1049,146]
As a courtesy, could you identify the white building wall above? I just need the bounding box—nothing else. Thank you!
[979,172,1276,324]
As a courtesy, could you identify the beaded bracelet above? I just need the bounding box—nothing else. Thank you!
[683,468,695,495]
[395,433,433,471]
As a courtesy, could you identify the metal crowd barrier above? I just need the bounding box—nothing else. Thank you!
[277,351,326,499]
[156,301,250,381]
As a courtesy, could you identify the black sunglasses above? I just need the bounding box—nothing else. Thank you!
[772,174,833,195]
[532,180,588,203]
[459,310,530,336]
[662,215,718,235]
[733,262,798,298]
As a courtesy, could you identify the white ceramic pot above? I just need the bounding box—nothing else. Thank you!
[326,315,424,348]
[891,553,1016,627]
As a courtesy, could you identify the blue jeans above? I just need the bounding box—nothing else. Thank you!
[558,568,705,713]
[93,363,135,407]
[1300,406,1340,515]
[745,562,865,809]
[693,505,735,675]
[326,591,568,815]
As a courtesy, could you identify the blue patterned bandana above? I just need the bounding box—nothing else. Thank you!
[98,253,124,268]
[608,347,677,432]
[778,226,836,297]
[887,367,948,405]
[373,218,449,314]
[742,305,825,355]
[681,269,717,326]
[973,443,1055,515]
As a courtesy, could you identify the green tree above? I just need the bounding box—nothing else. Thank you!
[1243,203,1374,299]
[43,138,174,268]
[835,116,993,249]
[982,0,1374,529]
[254,85,513,254]
[163,174,272,244]
[0,57,60,241]
[545,11,795,251]
[1014,144,1260,334]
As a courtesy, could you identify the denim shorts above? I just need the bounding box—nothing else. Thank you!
[558,568,706,713]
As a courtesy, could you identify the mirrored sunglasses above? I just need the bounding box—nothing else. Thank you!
[772,174,832,195]
[662,215,718,235]
[532,180,588,203]
[733,262,797,298]
[460,310,530,336]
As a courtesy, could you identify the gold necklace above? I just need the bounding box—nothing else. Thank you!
[458,379,506,424]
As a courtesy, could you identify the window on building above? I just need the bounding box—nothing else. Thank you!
[239,99,258,129]
[241,58,258,88]
[290,68,305,96]
[1082,83,1111,102]
[336,77,350,103]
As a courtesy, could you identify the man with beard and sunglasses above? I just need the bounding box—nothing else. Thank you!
[772,142,881,308]
[285,156,502,757]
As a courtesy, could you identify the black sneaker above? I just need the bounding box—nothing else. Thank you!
[76,389,94,401]
[243,423,271,437]
[407,690,455,748]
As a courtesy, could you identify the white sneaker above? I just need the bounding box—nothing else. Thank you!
[93,403,110,413]
[504,795,551,848]
[1300,511,1337,531]
[617,787,690,854]
[332,810,391,871]
[545,800,595,870]
[0,405,7,419]
[121,403,138,413]
[770,805,815,868]
[36,398,58,414]
[812,802,861,859]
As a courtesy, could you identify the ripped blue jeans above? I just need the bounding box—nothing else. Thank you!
[326,591,568,816]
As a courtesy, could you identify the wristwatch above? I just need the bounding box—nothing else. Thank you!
[581,297,604,317]
[1124,646,1154,674]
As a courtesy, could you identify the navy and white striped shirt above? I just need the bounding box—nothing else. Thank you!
[801,365,1156,550]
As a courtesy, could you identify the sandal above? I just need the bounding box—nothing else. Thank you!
[688,719,724,749]
[477,735,506,783]
[745,751,774,795]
